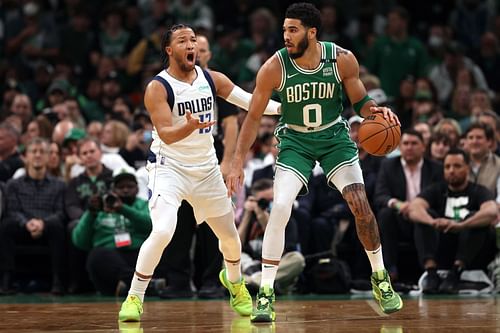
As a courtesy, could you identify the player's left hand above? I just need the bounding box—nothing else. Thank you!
[226,158,245,197]
[185,111,216,130]
[220,159,230,180]
[370,106,401,126]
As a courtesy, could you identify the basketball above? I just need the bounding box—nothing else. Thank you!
[358,113,401,156]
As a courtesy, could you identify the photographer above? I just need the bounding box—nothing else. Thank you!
[64,137,113,293]
[238,179,305,294]
[71,166,153,296]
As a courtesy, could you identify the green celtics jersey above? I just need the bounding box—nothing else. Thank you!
[275,41,343,127]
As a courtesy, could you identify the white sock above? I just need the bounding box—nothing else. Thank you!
[365,246,385,272]
[129,273,151,302]
[225,259,241,283]
[260,263,279,288]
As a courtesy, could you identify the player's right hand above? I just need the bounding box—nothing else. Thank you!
[226,159,245,197]
[185,111,216,130]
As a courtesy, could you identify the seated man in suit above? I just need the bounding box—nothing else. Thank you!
[408,148,497,293]
[374,129,443,282]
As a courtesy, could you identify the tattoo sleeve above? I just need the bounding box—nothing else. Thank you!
[342,183,380,250]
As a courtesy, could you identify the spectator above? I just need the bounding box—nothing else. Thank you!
[87,121,104,140]
[429,42,489,106]
[434,118,462,148]
[10,93,33,131]
[459,88,493,131]
[127,21,167,86]
[474,32,500,109]
[0,137,66,294]
[91,8,130,71]
[374,129,443,281]
[140,0,175,37]
[22,115,53,146]
[408,148,497,294]
[210,23,254,83]
[477,110,500,154]
[5,1,60,70]
[463,123,500,209]
[58,7,94,79]
[65,138,113,293]
[411,90,443,128]
[413,121,433,148]
[449,0,492,54]
[427,132,452,163]
[0,122,24,182]
[72,166,153,296]
[365,6,429,100]
[170,0,214,29]
[69,124,131,179]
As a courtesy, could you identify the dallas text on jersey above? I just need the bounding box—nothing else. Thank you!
[177,96,213,116]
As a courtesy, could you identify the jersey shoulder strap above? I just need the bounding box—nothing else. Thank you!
[153,75,175,110]
[202,69,217,101]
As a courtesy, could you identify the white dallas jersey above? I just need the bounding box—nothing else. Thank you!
[150,66,217,166]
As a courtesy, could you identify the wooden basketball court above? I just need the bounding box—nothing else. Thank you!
[1,296,498,332]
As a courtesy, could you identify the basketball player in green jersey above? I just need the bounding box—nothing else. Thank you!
[227,2,403,322]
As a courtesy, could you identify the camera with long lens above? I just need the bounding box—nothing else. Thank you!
[103,193,118,208]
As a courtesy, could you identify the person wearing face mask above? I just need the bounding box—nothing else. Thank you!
[427,24,448,66]
[71,166,155,296]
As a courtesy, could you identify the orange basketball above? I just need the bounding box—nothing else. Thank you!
[358,113,401,156]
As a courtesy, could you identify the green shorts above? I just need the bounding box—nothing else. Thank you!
[275,119,359,194]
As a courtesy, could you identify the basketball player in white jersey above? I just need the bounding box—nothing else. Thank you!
[119,24,280,322]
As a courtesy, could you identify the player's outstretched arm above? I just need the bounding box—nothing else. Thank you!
[338,47,400,126]
[208,69,281,115]
[226,56,281,196]
[144,80,215,144]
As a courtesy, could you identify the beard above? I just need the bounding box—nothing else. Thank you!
[446,176,466,188]
[288,36,309,59]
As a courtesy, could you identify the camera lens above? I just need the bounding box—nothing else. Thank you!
[257,198,269,210]
[104,194,117,207]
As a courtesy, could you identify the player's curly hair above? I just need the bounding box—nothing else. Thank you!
[160,23,192,66]
[285,2,322,32]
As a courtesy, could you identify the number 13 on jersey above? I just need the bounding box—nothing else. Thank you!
[198,113,212,134]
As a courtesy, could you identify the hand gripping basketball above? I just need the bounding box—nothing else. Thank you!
[358,109,401,156]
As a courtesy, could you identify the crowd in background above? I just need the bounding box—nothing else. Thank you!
[0,0,499,296]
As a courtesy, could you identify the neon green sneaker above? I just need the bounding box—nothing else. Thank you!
[219,269,252,316]
[371,269,403,314]
[118,295,143,322]
[250,286,276,322]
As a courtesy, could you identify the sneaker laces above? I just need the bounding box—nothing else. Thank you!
[125,295,143,309]
[231,280,251,304]
[256,293,273,311]
[377,281,394,299]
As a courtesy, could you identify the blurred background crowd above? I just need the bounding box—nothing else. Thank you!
[0,0,499,298]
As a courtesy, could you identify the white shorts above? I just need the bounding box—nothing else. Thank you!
[146,158,232,223]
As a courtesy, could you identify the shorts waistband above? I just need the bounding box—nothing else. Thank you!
[286,116,341,133]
